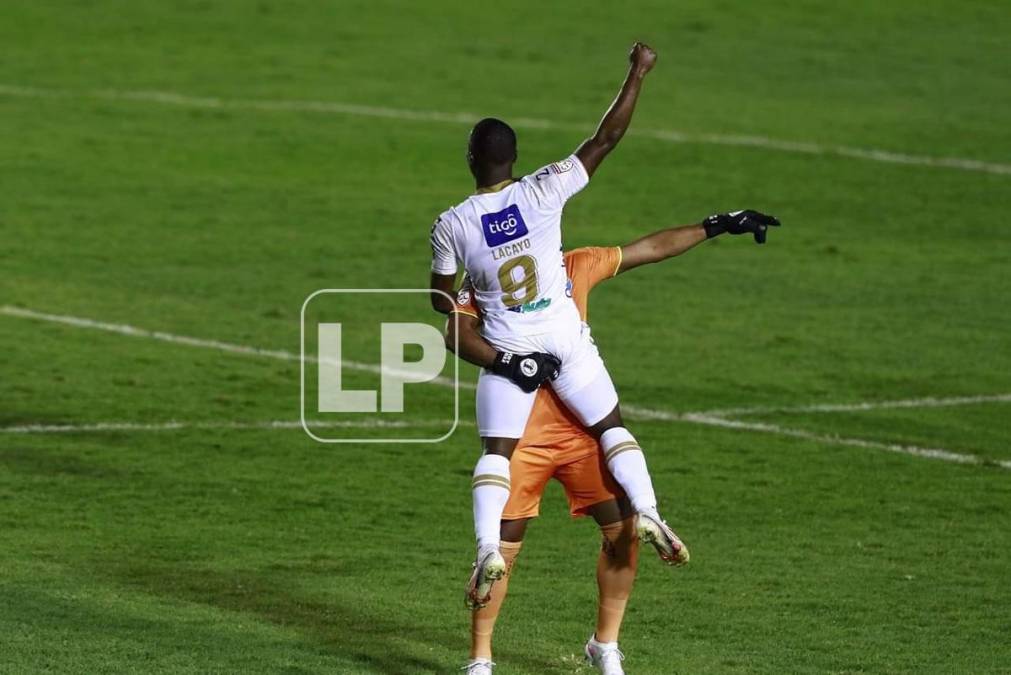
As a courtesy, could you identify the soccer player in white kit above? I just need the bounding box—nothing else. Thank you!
[430,43,687,607]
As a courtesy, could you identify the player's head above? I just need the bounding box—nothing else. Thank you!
[467,117,517,180]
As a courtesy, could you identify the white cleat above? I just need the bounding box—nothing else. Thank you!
[585,636,625,675]
[465,547,507,609]
[461,658,495,674]
[637,510,690,566]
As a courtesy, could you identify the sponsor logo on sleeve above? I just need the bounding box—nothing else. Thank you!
[480,204,529,247]
[550,159,574,174]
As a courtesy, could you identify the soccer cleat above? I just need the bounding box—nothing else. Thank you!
[461,658,495,674]
[636,510,690,566]
[465,547,507,609]
[585,636,625,675]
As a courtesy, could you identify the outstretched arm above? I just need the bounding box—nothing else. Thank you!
[575,42,657,178]
[618,210,781,273]
[617,223,707,273]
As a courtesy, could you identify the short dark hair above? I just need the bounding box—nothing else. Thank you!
[468,118,517,166]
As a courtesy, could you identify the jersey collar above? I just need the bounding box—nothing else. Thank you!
[475,179,515,195]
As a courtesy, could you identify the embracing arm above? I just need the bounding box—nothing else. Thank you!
[575,42,657,178]
[429,272,456,314]
[444,312,560,392]
[444,312,497,369]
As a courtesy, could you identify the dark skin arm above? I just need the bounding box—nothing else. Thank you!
[429,272,456,314]
[444,311,496,369]
[435,42,652,311]
[575,42,657,178]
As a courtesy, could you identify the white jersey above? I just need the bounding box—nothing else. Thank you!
[430,155,589,346]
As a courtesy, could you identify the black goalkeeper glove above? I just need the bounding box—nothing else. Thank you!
[702,210,781,244]
[491,351,561,393]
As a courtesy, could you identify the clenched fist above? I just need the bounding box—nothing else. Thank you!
[629,41,657,75]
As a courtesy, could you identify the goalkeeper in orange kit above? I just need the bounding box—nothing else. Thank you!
[450,210,780,674]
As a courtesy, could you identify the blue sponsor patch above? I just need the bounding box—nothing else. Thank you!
[481,204,528,247]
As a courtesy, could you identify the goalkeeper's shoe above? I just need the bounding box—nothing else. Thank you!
[636,510,690,566]
[465,547,507,609]
[461,658,495,674]
[585,636,625,675]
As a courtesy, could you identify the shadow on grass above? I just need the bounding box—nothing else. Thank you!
[105,563,558,674]
[0,443,127,479]
[109,563,442,674]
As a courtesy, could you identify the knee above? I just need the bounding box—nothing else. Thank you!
[500,518,529,543]
[482,437,519,458]
[587,406,623,439]
[600,517,637,566]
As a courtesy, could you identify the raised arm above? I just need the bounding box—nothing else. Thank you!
[618,210,781,273]
[575,42,657,178]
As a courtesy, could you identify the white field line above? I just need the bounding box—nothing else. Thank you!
[8,305,1006,422]
[3,304,1007,469]
[0,305,470,390]
[1,84,1008,176]
[0,418,467,434]
[693,393,1011,418]
[682,414,1011,470]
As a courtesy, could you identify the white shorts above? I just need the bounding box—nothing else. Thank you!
[476,321,619,438]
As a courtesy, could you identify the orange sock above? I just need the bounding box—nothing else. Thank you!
[595,517,639,643]
[470,540,523,659]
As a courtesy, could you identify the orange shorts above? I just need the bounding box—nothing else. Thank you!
[502,433,626,520]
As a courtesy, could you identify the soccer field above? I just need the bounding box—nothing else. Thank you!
[2,1,1010,673]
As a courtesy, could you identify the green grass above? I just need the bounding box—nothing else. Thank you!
[2,0,1010,672]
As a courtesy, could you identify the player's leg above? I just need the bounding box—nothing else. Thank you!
[587,406,689,566]
[547,328,654,515]
[551,348,688,565]
[584,500,636,675]
[468,518,529,670]
[467,370,538,607]
[466,446,548,671]
[548,322,688,566]
[588,499,637,642]
[554,446,635,674]
[472,436,518,554]
[585,404,657,515]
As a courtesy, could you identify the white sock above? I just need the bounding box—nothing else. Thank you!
[472,453,511,550]
[590,634,618,649]
[600,427,657,514]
